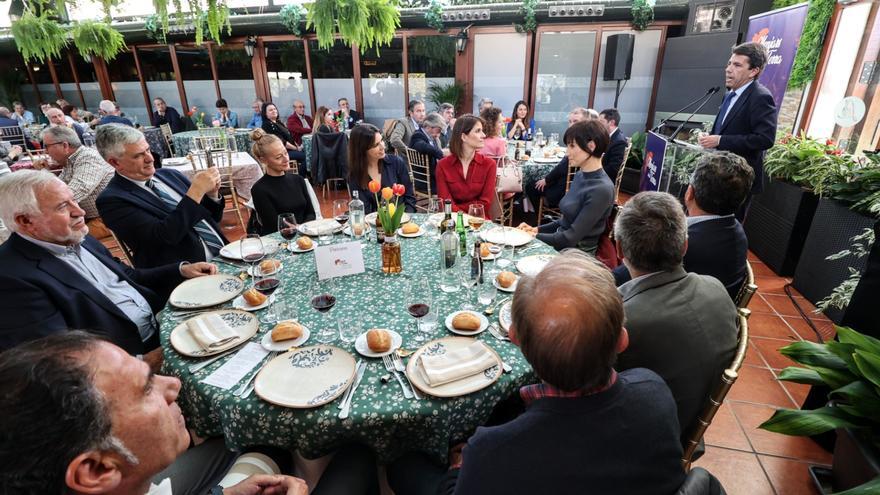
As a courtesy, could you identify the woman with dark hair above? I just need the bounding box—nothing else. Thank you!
[213,98,239,128]
[518,120,614,253]
[261,102,305,162]
[479,106,506,157]
[435,114,495,218]
[347,123,416,214]
[313,106,338,134]
[506,100,535,140]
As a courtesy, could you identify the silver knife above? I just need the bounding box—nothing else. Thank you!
[339,360,367,419]
[337,359,363,410]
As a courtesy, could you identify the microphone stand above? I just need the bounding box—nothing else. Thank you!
[652,87,719,135]
[669,89,720,140]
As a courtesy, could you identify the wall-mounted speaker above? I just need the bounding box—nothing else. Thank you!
[603,34,634,81]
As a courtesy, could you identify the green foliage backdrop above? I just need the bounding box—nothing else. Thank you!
[771,0,836,89]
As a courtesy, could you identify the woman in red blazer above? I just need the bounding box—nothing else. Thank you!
[435,114,495,218]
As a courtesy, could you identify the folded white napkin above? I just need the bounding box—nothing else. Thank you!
[303,219,341,235]
[420,341,498,387]
[187,314,239,350]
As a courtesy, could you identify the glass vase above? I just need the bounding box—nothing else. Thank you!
[381,233,402,274]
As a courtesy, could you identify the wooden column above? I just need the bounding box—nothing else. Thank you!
[93,57,115,101]
[402,34,410,108]
[168,44,189,112]
[207,43,222,99]
[646,26,669,130]
[303,39,317,114]
[132,47,154,124]
[46,59,63,98]
[352,44,363,114]
[66,52,87,108]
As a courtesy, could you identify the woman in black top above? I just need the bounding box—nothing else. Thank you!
[248,128,316,235]
[347,123,416,214]
[260,102,304,162]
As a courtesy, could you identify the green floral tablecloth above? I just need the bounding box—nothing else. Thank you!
[302,134,312,173]
[159,216,556,463]
[172,129,253,156]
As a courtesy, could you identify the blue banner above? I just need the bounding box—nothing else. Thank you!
[639,131,668,192]
[747,3,810,107]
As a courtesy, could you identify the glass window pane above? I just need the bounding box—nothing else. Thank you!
[309,39,355,114]
[593,30,662,136]
[360,37,403,126]
[137,48,183,116]
[11,61,39,110]
[107,51,148,124]
[533,31,596,140]
[68,55,101,113]
[215,44,258,126]
[267,41,312,119]
[472,32,528,116]
[176,46,215,121]
[407,35,455,110]
[53,56,75,83]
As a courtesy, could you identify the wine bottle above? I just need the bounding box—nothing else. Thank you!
[456,211,467,257]
[439,199,453,235]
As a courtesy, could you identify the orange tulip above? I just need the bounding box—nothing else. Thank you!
[392,183,405,197]
[381,187,394,201]
[368,180,381,194]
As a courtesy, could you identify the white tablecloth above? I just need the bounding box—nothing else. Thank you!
[163,152,263,200]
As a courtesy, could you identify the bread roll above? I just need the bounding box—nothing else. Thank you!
[402,223,420,234]
[496,271,517,289]
[260,259,280,272]
[452,312,481,331]
[271,321,303,342]
[367,329,391,353]
[296,237,313,250]
[243,288,267,306]
[480,243,494,258]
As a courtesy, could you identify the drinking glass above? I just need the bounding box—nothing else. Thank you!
[459,259,479,310]
[426,197,442,240]
[418,308,439,338]
[496,244,515,269]
[277,213,298,258]
[406,279,433,343]
[240,234,264,272]
[310,278,337,343]
[467,204,486,231]
[254,266,281,324]
[337,314,360,347]
[478,276,497,306]
[333,199,350,224]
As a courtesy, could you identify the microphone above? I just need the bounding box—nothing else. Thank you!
[669,88,721,141]
[652,87,720,134]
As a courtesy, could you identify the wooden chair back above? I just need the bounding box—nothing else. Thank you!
[0,125,26,148]
[287,160,299,175]
[159,123,175,157]
[614,137,633,202]
[404,147,433,211]
[537,160,580,224]
[108,228,135,266]
[734,261,758,310]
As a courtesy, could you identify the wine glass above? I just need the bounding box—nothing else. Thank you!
[254,265,281,324]
[459,259,479,311]
[425,197,442,240]
[407,279,433,343]
[468,204,486,231]
[310,277,337,344]
[333,199,349,225]
[239,234,264,273]
[277,213,298,258]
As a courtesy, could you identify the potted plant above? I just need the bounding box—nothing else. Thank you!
[426,81,465,114]
[759,325,880,494]
[70,21,127,62]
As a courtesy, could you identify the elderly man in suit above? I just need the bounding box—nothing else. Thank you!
[614,192,738,445]
[599,108,628,182]
[96,124,228,268]
[0,170,216,364]
[286,100,313,146]
[409,112,449,194]
[389,100,426,163]
[698,42,777,220]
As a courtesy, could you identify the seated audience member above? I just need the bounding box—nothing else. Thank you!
[526,108,590,210]
[0,171,215,358]
[313,106,338,134]
[97,100,134,127]
[247,98,264,129]
[0,141,22,166]
[12,101,34,125]
[389,252,686,495]
[598,108,628,182]
[213,98,239,128]
[338,97,361,128]
[518,120,614,253]
[479,106,507,158]
[0,332,379,495]
[96,124,228,268]
[506,100,535,140]
[614,191,738,442]
[409,112,448,193]
[438,102,455,147]
[62,104,83,127]
[348,123,416,215]
[152,97,185,133]
[46,106,85,143]
[613,152,753,298]
[249,129,317,235]
[261,102,304,162]
[435,114,495,218]
[477,97,494,113]
[389,100,426,160]
[286,99,313,146]
[0,106,22,129]
[39,125,114,236]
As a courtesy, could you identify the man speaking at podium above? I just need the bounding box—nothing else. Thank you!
[698,41,777,220]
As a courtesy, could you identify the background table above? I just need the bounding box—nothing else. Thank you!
[143,127,170,160]
[172,129,253,156]
[162,152,263,200]
[301,134,312,173]
[159,217,555,463]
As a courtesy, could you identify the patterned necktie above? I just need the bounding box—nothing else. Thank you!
[146,179,224,255]
[713,91,737,134]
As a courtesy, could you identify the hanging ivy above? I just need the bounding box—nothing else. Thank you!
[631,0,654,31]
[306,0,400,53]
[279,4,305,36]
[514,0,537,34]
[70,20,127,61]
[10,12,67,63]
[425,0,444,33]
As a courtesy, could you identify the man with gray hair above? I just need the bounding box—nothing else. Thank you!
[438,102,455,147]
[46,105,85,143]
[0,170,216,359]
[96,124,227,268]
[614,191,738,445]
[409,112,449,193]
[98,99,134,127]
[477,97,494,113]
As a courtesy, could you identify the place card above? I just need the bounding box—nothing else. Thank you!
[201,342,270,390]
[314,241,365,280]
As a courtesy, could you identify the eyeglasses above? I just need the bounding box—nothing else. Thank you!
[44,141,66,148]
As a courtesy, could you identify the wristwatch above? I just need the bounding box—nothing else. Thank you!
[209,486,224,495]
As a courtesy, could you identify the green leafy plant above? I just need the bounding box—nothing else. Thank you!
[10,11,68,63]
[759,325,880,494]
[70,20,127,62]
[764,133,856,198]
[426,81,465,113]
[306,0,339,50]
[631,0,654,31]
[817,228,876,313]
[827,153,880,217]
[362,0,400,54]
[425,0,445,32]
[773,0,836,89]
[279,4,305,36]
[144,14,167,43]
[514,0,537,33]
[306,0,399,53]
[624,131,646,170]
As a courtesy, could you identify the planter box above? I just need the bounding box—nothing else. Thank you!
[744,178,819,276]
[792,198,875,324]
[832,427,880,492]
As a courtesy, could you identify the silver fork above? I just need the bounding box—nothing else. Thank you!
[391,352,421,399]
[383,355,413,399]
[488,323,510,342]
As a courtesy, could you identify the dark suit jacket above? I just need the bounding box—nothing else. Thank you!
[602,128,627,183]
[713,81,777,193]
[540,156,570,207]
[409,129,443,193]
[343,110,361,129]
[0,234,181,354]
[286,113,313,146]
[96,168,227,268]
[152,107,185,133]
[617,267,738,443]
[348,155,417,215]
[685,216,748,299]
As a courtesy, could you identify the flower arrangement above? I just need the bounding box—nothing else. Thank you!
[334,110,347,131]
[368,180,406,235]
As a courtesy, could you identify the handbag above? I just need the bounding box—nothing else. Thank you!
[496,160,523,193]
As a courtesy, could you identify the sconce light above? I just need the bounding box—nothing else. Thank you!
[244,36,257,58]
[455,25,472,54]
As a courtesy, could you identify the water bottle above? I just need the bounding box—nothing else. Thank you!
[535,128,544,148]
[349,190,365,241]
[440,219,460,293]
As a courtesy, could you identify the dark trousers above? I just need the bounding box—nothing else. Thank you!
[312,444,380,495]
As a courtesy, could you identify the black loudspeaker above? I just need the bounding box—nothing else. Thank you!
[604,34,634,81]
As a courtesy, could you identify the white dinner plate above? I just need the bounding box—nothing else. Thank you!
[405,337,502,398]
[397,226,425,238]
[480,226,533,247]
[365,211,411,226]
[288,241,315,253]
[342,224,372,237]
[298,219,343,236]
[247,261,282,277]
[498,300,513,333]
[354,329,403,358]
[427,212,475,229]
[493,274,518,293]
[531,156,561,164]
[169,310,259,357]
[444,310,489,336]
[219,238,282,260]
[260,321,311,351]
[254,345,356,408]
[169,274,244,309]
[515,254,556,277]
[232,294,274,311]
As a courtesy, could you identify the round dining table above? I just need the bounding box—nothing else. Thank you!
[172,129,253,156]
[158,215,555,463]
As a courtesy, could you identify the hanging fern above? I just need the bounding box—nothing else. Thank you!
[514,0,537,34]
[279,4,305,36]
[361,0,399,54]
[71,20,127,61]
[306,0,398,52]
[10,12,67,63]
[425,0,445,32]
[631,0,654,31]
[306,0,337,50]
[203,0,231,46]
[336,0,370,49]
